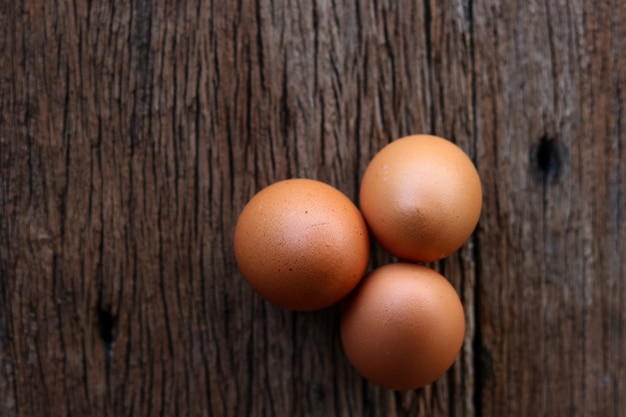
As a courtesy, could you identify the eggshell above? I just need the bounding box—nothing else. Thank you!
[340,263,465,390]
[234,179,370,311]
[359,134,482,261]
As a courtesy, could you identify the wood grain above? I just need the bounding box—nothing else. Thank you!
[0,0,623,416]
[473,1,626,415]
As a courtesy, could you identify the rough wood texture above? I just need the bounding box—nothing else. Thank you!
[0,0,624,416]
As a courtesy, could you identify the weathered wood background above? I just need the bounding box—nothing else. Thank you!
[1,1,624,416]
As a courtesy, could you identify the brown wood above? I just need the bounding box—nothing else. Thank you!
[0,0,624,416]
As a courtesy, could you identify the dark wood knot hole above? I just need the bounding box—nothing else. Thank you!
[98,309,116,348]
[534,135,561,180]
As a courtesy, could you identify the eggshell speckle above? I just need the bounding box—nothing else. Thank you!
[359,134,482,262]
[340,263,465,390]
[234,179,370,311]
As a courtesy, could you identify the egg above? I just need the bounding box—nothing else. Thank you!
[233,178,370,311]
[340,263,465,390]
[359,134,482,262]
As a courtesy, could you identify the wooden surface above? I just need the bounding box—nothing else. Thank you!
[1,1,624,416]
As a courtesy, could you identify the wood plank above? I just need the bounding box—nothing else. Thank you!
[473,0,626,415]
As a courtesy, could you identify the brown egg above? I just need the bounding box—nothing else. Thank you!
[360,134,482,262]
[234,179,370,311]
[340,263,465,390]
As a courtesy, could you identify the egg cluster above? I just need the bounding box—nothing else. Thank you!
[234,134,482,391]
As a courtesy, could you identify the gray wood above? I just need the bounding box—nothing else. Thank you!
[473,1,626,415]
[0,0,623,416]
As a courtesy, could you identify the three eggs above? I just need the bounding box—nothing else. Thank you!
[233,134,482,390]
